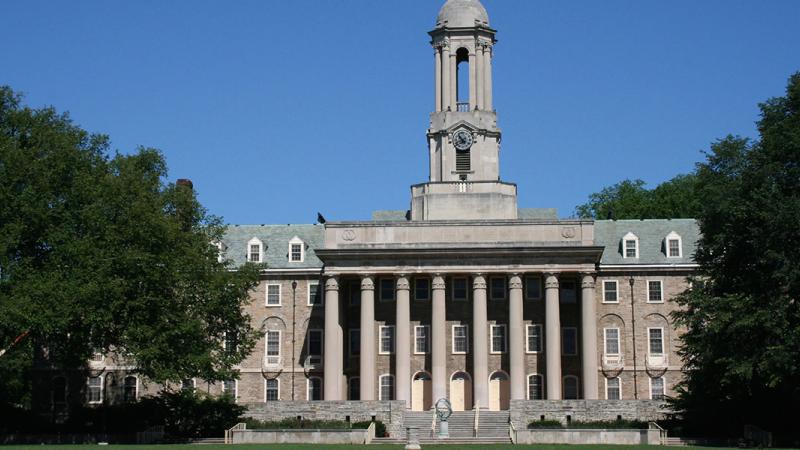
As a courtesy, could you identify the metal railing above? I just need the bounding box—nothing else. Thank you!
[457,102,470,112]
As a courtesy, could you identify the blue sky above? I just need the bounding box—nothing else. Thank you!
[2,0,798,223]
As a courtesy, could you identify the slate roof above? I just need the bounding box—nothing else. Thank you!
[594,219,700,265]
[221,224,324,269]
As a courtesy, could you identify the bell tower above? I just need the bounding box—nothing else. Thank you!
[411,0,518,220]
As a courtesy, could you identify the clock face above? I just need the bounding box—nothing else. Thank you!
[453,130,473,151]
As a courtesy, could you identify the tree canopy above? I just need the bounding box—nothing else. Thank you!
[0,87,261,406]
[575,174,700,220]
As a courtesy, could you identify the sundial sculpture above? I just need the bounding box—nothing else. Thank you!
[434,397,453,439]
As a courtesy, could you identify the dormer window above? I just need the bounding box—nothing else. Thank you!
[247,237,263,263]
[289,236,305,263]
[665,231,682,258]
[622,232,639,259]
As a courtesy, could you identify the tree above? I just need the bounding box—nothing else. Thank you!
[0,87,261,405]
[575,174,700,219]
[671,73,800,438]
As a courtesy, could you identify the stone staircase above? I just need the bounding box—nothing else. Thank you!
[375,409,511,444]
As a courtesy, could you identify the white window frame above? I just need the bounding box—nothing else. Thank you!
[265,330,282,367]
[87,375,103,404]
[646,280,664,303]
[414,278,430,301]
[602,280,619,303]
[307,281,321,306]
[123,375,138,402]
[288,236,305,263]
[307,376,322,401]
[563,375,580,400]
[379,278,395,302]
[414,325,430,355]
[247,237,263,263]
[379,325,395,355]
[647,327,665,356]
[526,373,544,400]
[378,374,395,401]
[222,379,238,401]
[525,276,542,301]
[266,283,281,306]
[305,328,323,366]
[650,375,666,400]
[562,327,578,356]
[451,277,468,302]
[622,232,639,259]
[606,376,622,400]
[665,231,683,258]
[214,241,225,263]
[451,324,469,354]
[348,328,360,357]
[489,276,506,301]
[525,324,543,354]
[490,324,507,354]
[264,378,280,401]
[604,327,621,360]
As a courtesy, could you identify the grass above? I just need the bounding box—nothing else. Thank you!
[0,445,743,450]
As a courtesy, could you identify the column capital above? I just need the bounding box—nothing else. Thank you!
[432,274,446,290]
[324,276,339,291]
[472,274,487,290]
[396,275,410,291]
[580,273,596,289]
[360,275,375,291]
[544,273,559,289]
[508,274,523,290]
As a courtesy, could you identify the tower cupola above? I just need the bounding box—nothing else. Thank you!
[436,0,490,28]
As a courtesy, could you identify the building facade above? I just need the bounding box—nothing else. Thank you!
[36,0,698,423]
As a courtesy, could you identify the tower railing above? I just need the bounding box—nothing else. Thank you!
[456,102,470,112]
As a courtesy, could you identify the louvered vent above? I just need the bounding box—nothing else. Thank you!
[456,151,470,172]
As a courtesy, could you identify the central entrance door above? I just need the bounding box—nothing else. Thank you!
[489,371,510,411]
[450,372,473,411]
[411,372,432,411]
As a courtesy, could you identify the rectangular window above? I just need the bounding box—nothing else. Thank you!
[181,379,195,392]
[380,278,395,302]
[91,350,104,362]
[223,380,237,400]
[452,325,469,354]
[603,280,618,303]
[379,325,395,355]
[349,282,360,306]
[224,331,238,354]
[308,282,321,305]
[265,379,279,401]
[452,277,468,302]
[308,329,323,361]
[651,376,665,400]
[490,324,507,354]
[123,376,137,402]
[307,377,322,401]
[290,243,303,262]
[649,328,664,355]
[266,284,281,306]
[249,244,261,262]
[648,280,663,303]
[607,377,621,400]
[560,280,577,303]
[562,327,578,356]
[349,328,360,357]
[605,328,620,355]
[525,276,542,300]
[88,376,103,404]
[526,324,542,353]
[490,277,506,301]
[625,240,637,258]
[266,330,281,366]
[348,377,360,401]
[414,278,430,301]
[668,239,681,257]
[414,326,430,354]
[528,375,543,400]
[379,375,394,401]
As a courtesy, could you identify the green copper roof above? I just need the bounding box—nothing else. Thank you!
[594,219,700,265]
[221,224,324,269]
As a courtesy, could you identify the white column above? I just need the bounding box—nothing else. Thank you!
[484,44,493,111]
[359,275,375,401]
[581,274,599,399]
[472,275,488,409]
[476,43,484,110]
[324,276,341,400]
[434,46,442,112]
[396,275,412,407]
[441,44,451,111]
[468,50,477,111]
[431,274,447,402]
[509,274,525,400]
[450,53,457,110]
[545,273,562,399]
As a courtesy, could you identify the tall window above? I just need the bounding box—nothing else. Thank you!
[490,324,507,354]
[88,376,103,404]
[648,328,664,355]
[604,328,620,355]
[490,277,506,301]
[223,380,237,400]
[308,282,321,305]
[224,331,238,354]
[349,377,360,400]
[527,374,543,400]
[307,377,322,401]
[265,330,281,366]
[247,238,262,263]
[265,379,279,401]
[526,324,542,353]
[266,284,281,306]
[650,376,665,400]
[415,326,430,354]
[123,376,137,403]
[603,280,618,303]
[647,281,663,303]
[525,276,542,300]
[606,377,621,400]
[379,375,395,400]
[560,280,577,303]
[379,326,395,355]
[414,278,430,301]
[562,327,578,356]
[452,277,468,301]
[452,325,468,354]
[308,329,323,364]
[380,278,395,302]
[348,329,360,357]
[563,376,579,400]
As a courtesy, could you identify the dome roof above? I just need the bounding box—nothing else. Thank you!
[436,0,490,28]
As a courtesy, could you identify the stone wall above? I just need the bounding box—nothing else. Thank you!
[242,400,405,436]
[510,399,671,426]
[515,428,661,445]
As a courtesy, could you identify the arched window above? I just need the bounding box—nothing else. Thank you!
[348,377,360,400]
[379,374,395,401]
[563,375,579,400]
[307,377,322,401]
[527,374,543,400]
[456,47,470,110]
[123,376,138,403]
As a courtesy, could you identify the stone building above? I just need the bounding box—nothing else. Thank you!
[35,0,697,427]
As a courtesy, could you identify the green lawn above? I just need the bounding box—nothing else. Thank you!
[0,445,740,450]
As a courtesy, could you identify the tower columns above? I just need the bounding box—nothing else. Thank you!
[434,47,442,112]
[476,43,485,110]
[441,44,451,111]
[484,44,493,111]
[468,50,477,111]
[450,52,457,110]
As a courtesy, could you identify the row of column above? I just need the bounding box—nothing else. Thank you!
[434,42,493,112]
[323,273,598,405]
